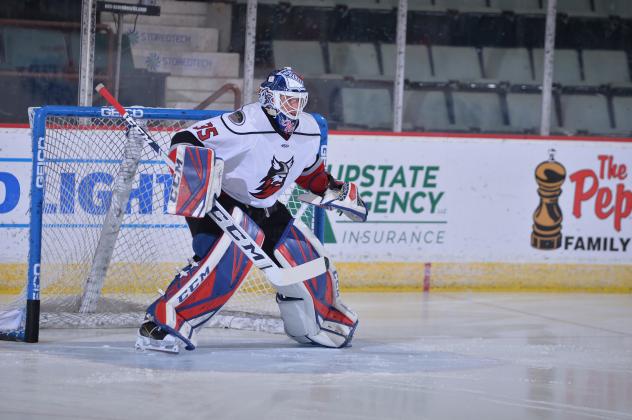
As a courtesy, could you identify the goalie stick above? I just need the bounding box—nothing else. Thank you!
[95,84,329,287]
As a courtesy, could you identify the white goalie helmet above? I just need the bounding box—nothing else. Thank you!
[259,67,309,122]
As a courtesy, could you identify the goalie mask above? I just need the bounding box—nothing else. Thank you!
[259,67,308,135]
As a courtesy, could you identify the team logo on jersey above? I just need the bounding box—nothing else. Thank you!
[228,110,245,125]
[251,156,294,199]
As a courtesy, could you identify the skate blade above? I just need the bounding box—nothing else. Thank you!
[135,335,180,354]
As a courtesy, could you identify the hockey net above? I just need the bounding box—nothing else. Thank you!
[0,106,325,341]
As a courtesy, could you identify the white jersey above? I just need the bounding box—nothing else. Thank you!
[182,102,323,208]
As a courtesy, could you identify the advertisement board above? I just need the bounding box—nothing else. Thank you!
[324,134,632,265]
[1,127,631,290]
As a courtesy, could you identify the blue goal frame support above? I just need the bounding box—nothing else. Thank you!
[0,105,328,343]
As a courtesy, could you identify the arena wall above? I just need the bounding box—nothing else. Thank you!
[1,126,630,292]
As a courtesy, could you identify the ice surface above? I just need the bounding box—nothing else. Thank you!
[0,293,631,420]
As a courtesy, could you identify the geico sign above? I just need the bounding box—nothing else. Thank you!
[35,136,46,189]
[100,107,145,118]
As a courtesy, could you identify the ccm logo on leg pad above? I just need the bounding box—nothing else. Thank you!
[176,265,211,304]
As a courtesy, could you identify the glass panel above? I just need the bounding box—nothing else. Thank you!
[237,0,630,136]
[0,3,115,123]
[0,0,629,137]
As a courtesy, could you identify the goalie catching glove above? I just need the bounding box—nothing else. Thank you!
[299,180,368,222]
[166,144,223,218]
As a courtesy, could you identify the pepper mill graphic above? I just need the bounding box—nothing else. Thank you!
[531,149,566,250]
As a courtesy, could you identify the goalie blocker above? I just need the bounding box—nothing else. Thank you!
[166,144,223,218]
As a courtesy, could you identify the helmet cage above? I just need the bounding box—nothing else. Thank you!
[273,90,308,120]
[259,67,308,121]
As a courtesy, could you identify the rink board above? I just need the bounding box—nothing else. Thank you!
[1,126,631,291]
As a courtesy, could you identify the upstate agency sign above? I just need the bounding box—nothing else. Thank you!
[325,134,631,265]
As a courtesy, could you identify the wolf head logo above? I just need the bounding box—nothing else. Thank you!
[251,156,294,199]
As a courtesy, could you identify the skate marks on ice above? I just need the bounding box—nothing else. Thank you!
[0,329,501,375]
[130,336,502,375]
[1,331,631,420]
[2,293,632,420]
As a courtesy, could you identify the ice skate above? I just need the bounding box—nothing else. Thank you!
[135,321,180,354]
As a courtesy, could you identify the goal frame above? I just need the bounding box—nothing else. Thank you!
[2,105,327,343]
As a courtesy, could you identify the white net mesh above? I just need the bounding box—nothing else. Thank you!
[2,110,317,332]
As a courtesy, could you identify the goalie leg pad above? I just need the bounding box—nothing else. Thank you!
[145,207,264,350]
[273,222,358,348]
